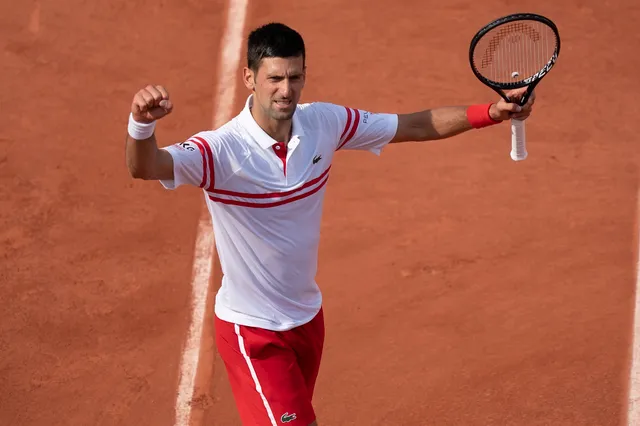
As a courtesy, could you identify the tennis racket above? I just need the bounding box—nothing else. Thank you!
[469,13,561,161]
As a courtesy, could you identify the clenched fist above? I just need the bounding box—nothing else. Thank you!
[131,85,173,123]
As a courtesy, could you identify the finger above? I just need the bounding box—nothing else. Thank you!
[139,89,156,107]
[511,109,532,119]
[146,85,164,103]
[148,104,172,119]
[133,93,150,112]
[156,85,170,100]
[506,87,527,102]
[147,107,166,120]
[158,99,173,112]
[500,102,522,113]
[519,100,533,111]
[511,112,530,120]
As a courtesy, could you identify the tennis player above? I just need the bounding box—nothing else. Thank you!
[125,22,534,426]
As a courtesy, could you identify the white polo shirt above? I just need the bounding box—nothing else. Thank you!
[160,95,398,331]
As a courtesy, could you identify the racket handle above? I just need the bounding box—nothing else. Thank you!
[510,118,527,161]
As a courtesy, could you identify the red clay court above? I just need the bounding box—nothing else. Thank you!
[1,0,639,425]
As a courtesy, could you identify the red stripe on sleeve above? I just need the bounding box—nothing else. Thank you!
[189,138,209,189]
[339,107,353,144]
[193,136,215,191]
[338,109,360,150]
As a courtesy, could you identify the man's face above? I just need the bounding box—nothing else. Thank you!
[244,56,306,121]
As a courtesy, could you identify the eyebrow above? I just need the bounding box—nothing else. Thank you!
[266,72,303,79]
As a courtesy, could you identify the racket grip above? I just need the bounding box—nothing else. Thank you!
[510,119,527,161]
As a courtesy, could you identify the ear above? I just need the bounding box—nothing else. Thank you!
[242,67,255,91]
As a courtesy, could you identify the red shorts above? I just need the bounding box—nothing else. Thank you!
[215,308,325,426]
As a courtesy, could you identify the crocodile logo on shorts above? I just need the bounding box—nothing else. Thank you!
[281,412,297,423]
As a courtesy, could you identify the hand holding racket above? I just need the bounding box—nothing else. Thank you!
[469,13,561,161]
[489,86,536,121]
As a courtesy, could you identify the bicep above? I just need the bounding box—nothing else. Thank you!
[312,103,397,153]
[158,138,215,190]
[152,148,175,180]
[334,109,398,153]
[391,112,433,143]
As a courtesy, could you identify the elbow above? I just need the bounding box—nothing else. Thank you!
[127,164,154,180]
[129,169,145,180]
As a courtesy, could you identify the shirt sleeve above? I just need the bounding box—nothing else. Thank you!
[313,102,398,155]
[159,132,216,191]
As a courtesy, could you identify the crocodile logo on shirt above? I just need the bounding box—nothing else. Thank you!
[281,412,297,423]
[312,154,322,164]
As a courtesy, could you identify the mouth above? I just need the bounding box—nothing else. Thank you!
[274,99,293,109]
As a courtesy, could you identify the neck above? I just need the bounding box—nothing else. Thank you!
[250,104,292,143]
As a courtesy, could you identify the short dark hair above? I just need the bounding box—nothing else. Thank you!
[247,23,306,72]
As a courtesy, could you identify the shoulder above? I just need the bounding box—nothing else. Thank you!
[295,101,348,132]
[194,120,253,179]
[190,119,248,152]
[192,121,237,144]
[296,101,345,118]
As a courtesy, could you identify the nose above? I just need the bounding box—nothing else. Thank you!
[280,78,292,98]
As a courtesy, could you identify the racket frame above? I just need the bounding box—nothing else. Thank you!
[468,13,561,107]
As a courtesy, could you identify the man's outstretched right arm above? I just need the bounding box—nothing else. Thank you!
[125,85,175,180]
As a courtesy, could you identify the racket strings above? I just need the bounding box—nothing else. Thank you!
[480,22,540,68]
[473,20,557,85]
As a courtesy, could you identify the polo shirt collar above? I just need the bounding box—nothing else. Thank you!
[239,95,304,149]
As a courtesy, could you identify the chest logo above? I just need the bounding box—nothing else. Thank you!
[312,154,322,164]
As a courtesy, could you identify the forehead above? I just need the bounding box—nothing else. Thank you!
[257,56,305,76]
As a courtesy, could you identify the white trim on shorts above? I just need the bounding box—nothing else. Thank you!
[234,324,278,426]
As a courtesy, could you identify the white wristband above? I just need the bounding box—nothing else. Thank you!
[128,113,156,140]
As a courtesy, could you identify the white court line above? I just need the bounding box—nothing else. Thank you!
[28,2,40,35]
[628,190,640,426]
[173,1,248,425]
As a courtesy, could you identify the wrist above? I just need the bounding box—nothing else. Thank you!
[466,103,501,129]
[488,103,503,122]
[128,113,156,140]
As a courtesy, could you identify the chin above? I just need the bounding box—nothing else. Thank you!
[271,110,295,120]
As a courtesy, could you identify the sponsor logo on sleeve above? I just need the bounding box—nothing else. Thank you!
[177,141,197,152]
